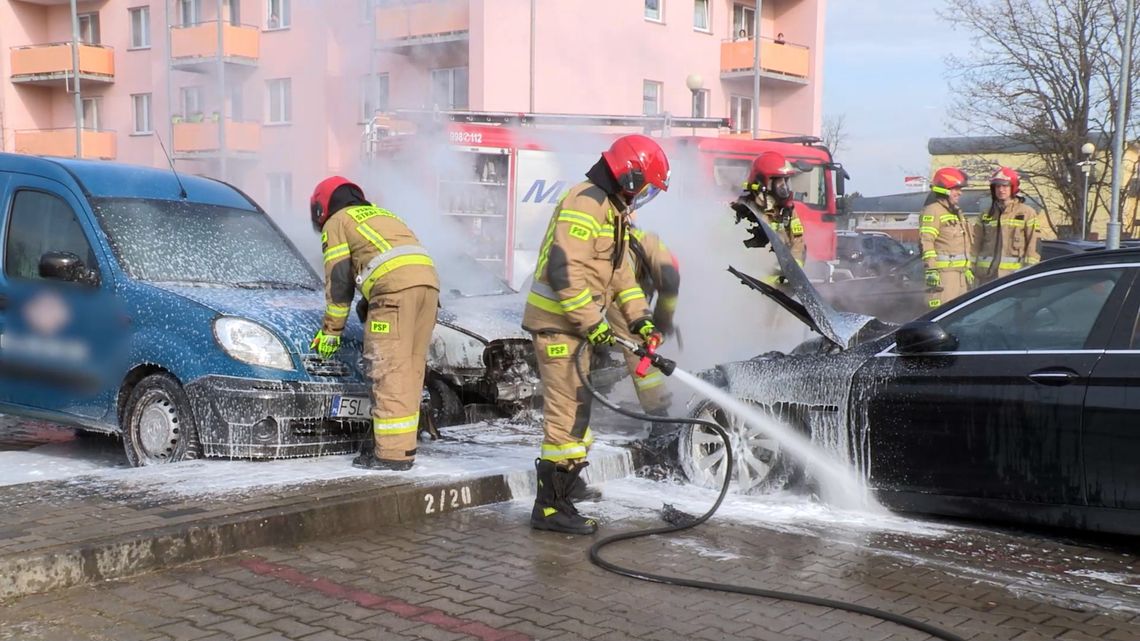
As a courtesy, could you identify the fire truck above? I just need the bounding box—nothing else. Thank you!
[361,110,849,290]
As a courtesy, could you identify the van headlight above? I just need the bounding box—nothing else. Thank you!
[213,317,294,371]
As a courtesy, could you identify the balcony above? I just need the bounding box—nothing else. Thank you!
[170,21,260,71]
[15,129,116,160]
[172,120,261,158]
[720,37,811,84]
[9,43,114,87]
[375,0,469,51]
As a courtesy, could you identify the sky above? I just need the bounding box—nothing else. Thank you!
[822,1,975,197]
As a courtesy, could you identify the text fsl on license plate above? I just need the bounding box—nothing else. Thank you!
[331,395,370,419]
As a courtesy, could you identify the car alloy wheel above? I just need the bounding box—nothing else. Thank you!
[681,399,784,494]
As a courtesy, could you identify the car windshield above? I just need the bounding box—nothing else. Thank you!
[91,198,320,289]
[434,251,514,297]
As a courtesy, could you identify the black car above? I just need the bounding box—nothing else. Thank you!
[671,201,1140,536]
[834,230,918,277]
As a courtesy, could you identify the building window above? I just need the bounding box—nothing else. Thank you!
[78,13,101,44]
[642,80,663,116]
[693,0,709,31]
[362,73,390,122]
[132,94,152,134]
[692,89,709,118]
[178,0,198,27]
[180,86,203,120]
[733,3,755,40]
[431,67,469,109]
[128,7,150,49]
[266,0,291,29]
[645,0,663,22]
[266,78,292,123]
[81,97,101,130]
[227,86,244,120]
[223,0,240,25]
[266,173,293,215]
[730,95,753,133]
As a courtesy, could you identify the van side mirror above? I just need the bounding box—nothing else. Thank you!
[895,321,957,355]
[39,252,99,287]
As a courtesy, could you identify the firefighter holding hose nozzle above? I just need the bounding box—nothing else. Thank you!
[521,134,669,535]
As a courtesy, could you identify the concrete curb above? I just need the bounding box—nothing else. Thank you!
[0,448,633,601]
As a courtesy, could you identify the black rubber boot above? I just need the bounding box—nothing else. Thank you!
[352,441,414,471]
[567,461,602,501]
[530,459,598,535]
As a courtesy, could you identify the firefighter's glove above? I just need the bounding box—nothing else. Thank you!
[310,329,341,359]
[924,269,941,289]
[631,318,664,349]
[965,268,976,286]
[586,320,615,346]
[355,298,369,323]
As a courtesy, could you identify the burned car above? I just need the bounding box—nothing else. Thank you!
[666,199,1140,536]
[414,253,627,427]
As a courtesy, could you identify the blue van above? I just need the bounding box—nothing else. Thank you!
[0,153,371,465]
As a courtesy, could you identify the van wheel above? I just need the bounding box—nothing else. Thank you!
[427,378,464,427]
[121,373,201,466]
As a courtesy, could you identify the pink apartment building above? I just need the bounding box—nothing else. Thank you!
[0,0,826,220]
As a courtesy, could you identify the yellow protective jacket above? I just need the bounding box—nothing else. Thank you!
[522,180,651,337]
[629,226,681,333]
[319,204,439,335]
[973,199,1041,280]
[919,196,973,273]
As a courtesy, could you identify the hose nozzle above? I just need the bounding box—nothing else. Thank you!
[613,336,677,376]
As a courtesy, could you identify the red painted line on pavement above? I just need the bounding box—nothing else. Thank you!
[240,557,532,641]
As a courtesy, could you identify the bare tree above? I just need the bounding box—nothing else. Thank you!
[942,0,1140,238]
[821,114,848,156]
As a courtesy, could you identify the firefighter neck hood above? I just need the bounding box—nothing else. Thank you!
[329,184,370,217]
[586,157,630,211]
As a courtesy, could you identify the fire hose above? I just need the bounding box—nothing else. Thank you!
[574,337,966,641]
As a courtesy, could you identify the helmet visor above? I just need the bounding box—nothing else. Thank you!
[630,184,662,211]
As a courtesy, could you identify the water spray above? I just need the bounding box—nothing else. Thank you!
[576,339,966,641]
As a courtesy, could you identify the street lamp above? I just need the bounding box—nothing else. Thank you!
[686,73,704,118]
[1078,142,1097,241]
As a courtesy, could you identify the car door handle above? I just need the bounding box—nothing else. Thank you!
[1027,368,1081,385]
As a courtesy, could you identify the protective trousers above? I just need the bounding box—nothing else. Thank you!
[926,269,969,309]
[531,332,595,466]
[607,307,669,413]
[363,285,439,462]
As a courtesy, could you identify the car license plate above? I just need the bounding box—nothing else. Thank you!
[331,395,370,419]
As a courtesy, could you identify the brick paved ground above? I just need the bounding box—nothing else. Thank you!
[2,489,1136,641]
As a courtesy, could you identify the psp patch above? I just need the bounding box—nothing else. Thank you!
[370,320,391,333]
[568,225,591,241]
[546,343,569,358]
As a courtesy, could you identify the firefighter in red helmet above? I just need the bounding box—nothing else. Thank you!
[919,167,974,308]
[310,176,439,471]
[741,152,807,287]
[972,167,1040,285]
[522,133,666,535]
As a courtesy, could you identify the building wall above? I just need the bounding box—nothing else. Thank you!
[1,0,825,230]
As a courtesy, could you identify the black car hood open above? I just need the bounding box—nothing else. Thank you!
[730,198,879,350]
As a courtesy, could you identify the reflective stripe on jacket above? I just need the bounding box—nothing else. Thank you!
[522,180,651,336]
[973,199,1040,278]
[919,198,973,272]
[320,204,439,334]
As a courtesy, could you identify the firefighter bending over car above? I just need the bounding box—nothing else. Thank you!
[920,167,974,308]
[973,167,1040,286]
[310,177,440,472]
[522,134,667,535]
[604,216,680,417]
[743,152,808,287]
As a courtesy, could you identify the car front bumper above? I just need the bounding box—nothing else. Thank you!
[185,375,373,459]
